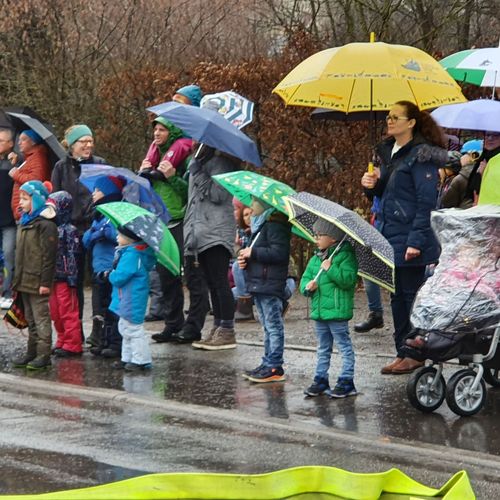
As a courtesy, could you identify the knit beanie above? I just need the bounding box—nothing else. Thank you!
[312,218,345,241]
[175,85,202,107]
[20,129,43,144]
[94,176,126,197]
[20,180,52,213]
[65,124,93,147]
[117,225,141,242]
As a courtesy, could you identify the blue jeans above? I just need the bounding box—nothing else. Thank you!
[232,260,249,299]
[364,278,383,313]
[314,320,355,382]
[0,226,16,298]
[254,294,285,368]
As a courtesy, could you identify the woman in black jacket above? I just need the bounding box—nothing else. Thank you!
[361,101,447,375]
[51,124,105,338]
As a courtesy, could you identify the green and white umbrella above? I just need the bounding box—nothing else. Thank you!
[440,44,500,95]
[96,202,180,276]
[212,170,314,242]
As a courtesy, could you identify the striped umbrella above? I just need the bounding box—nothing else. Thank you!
[200,91,254,129]
[440,43,500,95]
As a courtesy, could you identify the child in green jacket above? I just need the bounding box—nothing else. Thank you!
[300,219,358,398]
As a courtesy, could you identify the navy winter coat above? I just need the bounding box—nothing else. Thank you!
[83,214,117,273]
[246,212,291,300]
[367,136,446,267]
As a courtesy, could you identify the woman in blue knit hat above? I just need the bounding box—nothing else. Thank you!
[51,124,106,341]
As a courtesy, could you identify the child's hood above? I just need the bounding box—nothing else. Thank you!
[122,243,156,272]
[47,191,73,225]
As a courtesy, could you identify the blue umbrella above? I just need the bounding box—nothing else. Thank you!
[79,164,171,224]
[147,101,262,166]
[431,99,500,133]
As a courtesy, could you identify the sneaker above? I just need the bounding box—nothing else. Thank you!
[152,328,180,343]
[124,362,152,372]
[247,366,285,383]
[242,364,265,380]
[329,378,357,398]
[192,327,236,351]
[304,378,330,397]
[26,356,51,371]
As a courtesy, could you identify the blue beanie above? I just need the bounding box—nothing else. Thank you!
[94,175,126,197]
[20,180,51,213]
[65,124,93,147]
[175,85,202,107]
[21,129,43,144]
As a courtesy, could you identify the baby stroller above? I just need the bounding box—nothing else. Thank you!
[403,205,500,417]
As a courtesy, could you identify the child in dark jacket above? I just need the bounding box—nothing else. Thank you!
[83,175,124,358]
[238,197,291,383]
[109,226,156,372]
[300,219,358,398]
[47,191,83,357]
[11,181,58,370]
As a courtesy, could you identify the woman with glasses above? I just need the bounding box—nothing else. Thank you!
[51,125,106,341]
[361,100,447,375]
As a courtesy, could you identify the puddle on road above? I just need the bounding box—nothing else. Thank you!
[0,446,145,495]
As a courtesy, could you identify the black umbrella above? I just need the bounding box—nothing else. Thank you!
[0,109,65,167]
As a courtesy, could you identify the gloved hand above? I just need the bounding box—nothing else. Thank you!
[95,270,110,283]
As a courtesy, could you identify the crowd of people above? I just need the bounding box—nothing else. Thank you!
[0,90,498,397]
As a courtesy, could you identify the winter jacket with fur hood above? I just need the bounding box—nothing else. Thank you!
[366,135,446,267]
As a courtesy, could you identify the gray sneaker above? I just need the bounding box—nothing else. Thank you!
[192,327,236,351]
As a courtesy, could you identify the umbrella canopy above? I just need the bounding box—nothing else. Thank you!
[79,164,171,224]
[283,192,395,292]
[200,91,254,129]
[431,99,500,133]
[478,153,500,205]
[440,46,500,89]
[3,111,66,162]
[273,41,466,112]
[147,101,262,166]
[96,202,180,276]
[212,170,314,242]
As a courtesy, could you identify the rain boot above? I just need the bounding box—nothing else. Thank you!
[234,297,255,322]
[87,317,104,354]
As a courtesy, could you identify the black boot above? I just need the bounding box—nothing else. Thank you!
[354,311,384,332]
[152,327,181,343]
[234,297,255,322]
[86,318,104,348]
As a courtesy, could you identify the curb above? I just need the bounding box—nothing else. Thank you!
[0,372,499,479]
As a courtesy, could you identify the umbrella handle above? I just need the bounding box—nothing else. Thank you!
[313,235,347,282]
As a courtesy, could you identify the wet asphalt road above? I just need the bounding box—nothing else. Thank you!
[0,289,499,497]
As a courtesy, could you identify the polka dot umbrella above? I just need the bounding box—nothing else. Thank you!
[284,192,395,292]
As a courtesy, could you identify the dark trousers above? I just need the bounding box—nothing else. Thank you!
[90,275,121,351]
[198,245,234,321]
[158,222,185,333]
[391,265,427,357]
[183,255,210,336]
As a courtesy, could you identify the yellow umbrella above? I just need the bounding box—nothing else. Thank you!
[273,36,467,112]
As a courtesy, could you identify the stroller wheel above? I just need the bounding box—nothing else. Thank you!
[482,367,500,387]
[446,369,486,417]
[407,366,445,413]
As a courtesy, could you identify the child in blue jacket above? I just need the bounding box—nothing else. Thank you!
[83,176,124,357]
[109,226,156,371]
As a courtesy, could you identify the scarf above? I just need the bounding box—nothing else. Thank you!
[20,204,47,226]
[250,208,275,235]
